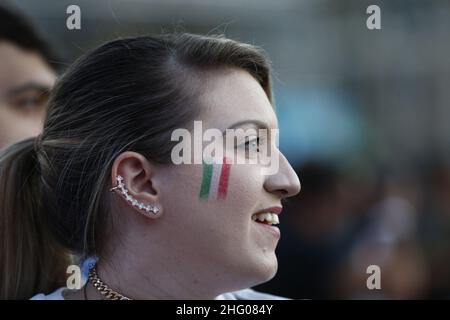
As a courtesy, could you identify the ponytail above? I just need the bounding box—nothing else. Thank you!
[0,138,69,299]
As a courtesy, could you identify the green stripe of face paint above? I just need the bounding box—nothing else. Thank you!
[199,162,213,199]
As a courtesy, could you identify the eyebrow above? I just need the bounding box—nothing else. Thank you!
[226,120,270,131]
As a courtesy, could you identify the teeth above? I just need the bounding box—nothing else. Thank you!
[272,214,279,224]
[251,213,279,225]
[257,213,267,222]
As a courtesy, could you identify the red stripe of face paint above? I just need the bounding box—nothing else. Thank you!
[218,157,231,199]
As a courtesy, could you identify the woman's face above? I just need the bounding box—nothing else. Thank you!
[157,68,301,293]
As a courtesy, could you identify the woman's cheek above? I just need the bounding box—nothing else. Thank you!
[160,164,203,209]
[197,157,234,201]
[225,163,263,208]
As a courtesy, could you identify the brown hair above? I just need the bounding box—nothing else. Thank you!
[0,33,272,299]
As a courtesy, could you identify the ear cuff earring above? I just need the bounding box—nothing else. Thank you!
[110,175,160,215]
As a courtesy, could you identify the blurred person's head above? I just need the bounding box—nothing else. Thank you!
[0,33,300,299]
[0,5,57,149]
[287,161,344,240]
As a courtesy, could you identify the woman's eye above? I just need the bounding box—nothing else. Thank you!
[8,90,49,113]
[243,137,260,152]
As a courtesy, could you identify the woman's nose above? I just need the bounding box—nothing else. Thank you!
[264,153,301,199]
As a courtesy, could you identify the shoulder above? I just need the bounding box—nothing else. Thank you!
[30,287,66,300]
[30,257,95,300]
[31,286,289,300]
[216,288,290,300]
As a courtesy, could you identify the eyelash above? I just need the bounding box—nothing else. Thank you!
[242,136,263,152]
[8,90,50,111]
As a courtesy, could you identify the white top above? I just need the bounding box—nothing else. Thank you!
[31,287,287,300]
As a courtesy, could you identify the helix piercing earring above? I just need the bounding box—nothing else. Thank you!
[110,175,160,215]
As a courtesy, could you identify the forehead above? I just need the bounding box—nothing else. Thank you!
[0,41,55,93]
[198,68,278,130]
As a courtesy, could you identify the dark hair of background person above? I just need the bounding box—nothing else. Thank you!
[0,4,59,70]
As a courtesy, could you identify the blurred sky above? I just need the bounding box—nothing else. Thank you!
[7,0,450,170]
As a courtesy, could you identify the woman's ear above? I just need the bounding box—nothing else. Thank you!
[110,151,162,218]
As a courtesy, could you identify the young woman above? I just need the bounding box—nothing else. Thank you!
[0,33,301,300]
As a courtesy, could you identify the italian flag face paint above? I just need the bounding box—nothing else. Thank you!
[199,157,231,200]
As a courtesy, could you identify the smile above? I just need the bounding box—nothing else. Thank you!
[251,212,279,225]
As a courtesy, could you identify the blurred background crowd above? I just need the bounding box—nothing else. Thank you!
[1,0,450,299]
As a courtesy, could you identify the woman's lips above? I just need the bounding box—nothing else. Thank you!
[251,206,282,239]
[253,220,281,239]
[254,206,283,215]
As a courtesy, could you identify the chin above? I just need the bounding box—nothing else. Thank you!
[261,258,279,282]
[246,253,279,287]
[223,250,279,291]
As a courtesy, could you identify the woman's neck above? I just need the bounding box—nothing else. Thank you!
[93,258,220,300]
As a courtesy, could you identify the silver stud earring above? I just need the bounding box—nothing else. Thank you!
[110,175,160,215]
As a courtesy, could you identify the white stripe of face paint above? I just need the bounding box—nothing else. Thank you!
[209,162,222,200]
